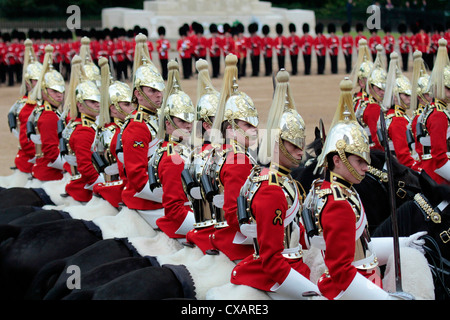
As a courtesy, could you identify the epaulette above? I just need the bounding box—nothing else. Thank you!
[81,114,97,130]
[232,143,246,154]
[134,110,144,123]
[44,104,53,112]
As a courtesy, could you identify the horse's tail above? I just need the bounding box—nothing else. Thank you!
[0,225,20,243]
[25,259,67,300]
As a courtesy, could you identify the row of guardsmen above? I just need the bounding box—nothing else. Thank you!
[5,31,448,299]
[2,20,450,87]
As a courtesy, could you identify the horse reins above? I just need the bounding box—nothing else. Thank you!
[414,193,450,244]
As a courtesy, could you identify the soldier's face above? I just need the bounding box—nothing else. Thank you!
[78,100,100,117]
[166,116,192,140]
[45,88,64,105]
[278,140,304,169]
[333,154,369,184]
[135,86,163,109]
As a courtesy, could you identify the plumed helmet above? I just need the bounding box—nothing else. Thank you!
[83,62,101,88]
[224,87,259,128]
[429,38,449,100]
[164,83,195,123]
[382,52,411,111]
[24,61,43,82]
[196,59,219,123]
[366,45,387,102]
[75,80,101,103]
[258,69,305,165]
[133,33,165,92]
[317,78,370,179]
[110,81,132,105]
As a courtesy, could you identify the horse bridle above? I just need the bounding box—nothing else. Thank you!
[366,165,420,201]
[414,193,450,245]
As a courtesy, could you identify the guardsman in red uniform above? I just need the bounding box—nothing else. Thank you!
[120,33,166,220]
[62,57,103,202]
[184,59,220,253]
[351,39,372,114]
[357,45,386,151]
[309,78,425,300]
[409,51,433,163]
[314,23,327,75]
[382,25,395,67]
[261,25,273,76]
[156,26,170,81]
[368,28,382,62]
[193,24,208,64]
[92,57,135,208]
[8,39,42,175]
[274,23,288,71]
[354,23,367,49]
[208,23,222,79]
[398,23,411,72]
[177,25,193,80]
[28,45,66,182]
[221,23,236,58]
[413,23,432,70]
[341,23,353,74]
[418,39,450,185]
[327,23,339,74]
[248,22,261,77]
[231,69,319,299]
[205,54,259,261]
[299,23,313,75]
[287,23,300,76]
[147,61,196,239]
[235,23,248,78]
[379,52,421,171]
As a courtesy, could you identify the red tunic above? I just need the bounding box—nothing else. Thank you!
[65,116,100,202]
[209,145,255,261]
[362,99,383,150]
[248,35,262,56]
[156,38,171,60]
[155,140,193,239]
[313,34,327,56]
[317,179,382,300]
[382,34,395,56]
[410,108,424,161]
[261,36,274,58]
[14,98,36,173]
[341,35,353,56]
[31,102,64,181]
[208,35,222,58]
[299,34,314,55]
[274,35,288,57]
[386,107,421,171]
[121,109,163,211]
[327,35,339,56]
[287,34,301,55]
[231,168,311,292]
[421,101,450,185]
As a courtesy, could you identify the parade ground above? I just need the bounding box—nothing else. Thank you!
[0,63,413,176]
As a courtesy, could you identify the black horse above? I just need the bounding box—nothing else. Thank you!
[373,172,450,300]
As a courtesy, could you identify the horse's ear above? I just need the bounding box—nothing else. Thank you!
[314,127,320,139]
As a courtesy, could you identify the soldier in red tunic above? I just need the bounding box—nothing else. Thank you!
[287,23,300,76]
[313,23,327,75]
[120,33,166,222]
[147,61,196,240]
[383,25,396,68]
[205,54,259,261]
[231,69,319,299]
[28,45,66,182]
[92,57,135,208]
[379,52,421,171]
[208,23,222,79]
[62,56,103,203]
[248,23,261,77]
[356,45,386,151]
[327,23,339,74]
[156,26,171,81]
[261,25,273,77]
[274,23,288,72]
[309,78,425,300]
[398,23,411,72]
[341,23,354,74]
[235,23,248,78]
[418,39,450,185]
[8,39,42,175]
[299,23,313,75]
[184,59,220,253]
[351,39,372,114]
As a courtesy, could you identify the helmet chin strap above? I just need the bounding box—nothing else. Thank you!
[137,86,160,111]
[80,100,99,115]
[369,84,383,103]
[230,119,257,142]
[43,87,62,107]
[279,138,301,166]
[113,102,129,117]
[337,148,364,182]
